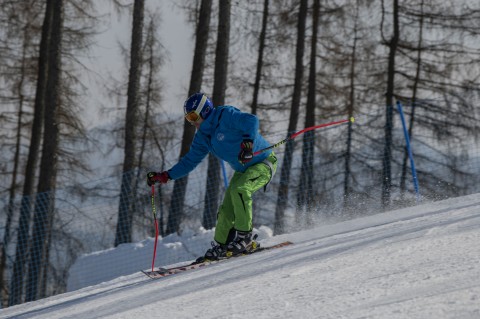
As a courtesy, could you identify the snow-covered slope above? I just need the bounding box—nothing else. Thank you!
[2,194,480,319]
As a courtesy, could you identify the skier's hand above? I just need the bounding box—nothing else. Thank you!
[238,139,254,164]
[147,171,170,186]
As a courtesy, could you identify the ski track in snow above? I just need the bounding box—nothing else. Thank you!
[2,195,480,319]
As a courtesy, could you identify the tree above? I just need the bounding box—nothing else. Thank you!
[9,0,53,306]
[25,0,64,302]
[342,0,370,214]
[202,0,231,230]
[399,0,425,197]
[297,0,320,228]
[250,0,269,116]
[274,0,308,234]
[7,0,98,305]
[0,0,43,306]
[166,0,212,235]
[380,0,399,209]
[396,0,480,199]
[134,12,168,236]
[115,0,145,246]
[228,1,296,132]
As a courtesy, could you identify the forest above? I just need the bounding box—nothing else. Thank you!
[0,0,479,307]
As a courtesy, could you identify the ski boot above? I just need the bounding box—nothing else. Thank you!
[194,241,226,264]
[226,231,259,257]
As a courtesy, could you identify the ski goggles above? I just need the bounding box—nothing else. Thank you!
[185,110,202,123]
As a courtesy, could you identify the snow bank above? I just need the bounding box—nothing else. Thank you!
[67,226,274,291]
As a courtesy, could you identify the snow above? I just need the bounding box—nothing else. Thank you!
[66,226,275,291]
[2,193,480,319]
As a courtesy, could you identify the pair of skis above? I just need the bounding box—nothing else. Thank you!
[142,241,293,279]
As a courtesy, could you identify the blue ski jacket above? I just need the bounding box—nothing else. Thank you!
[168,106,272,180]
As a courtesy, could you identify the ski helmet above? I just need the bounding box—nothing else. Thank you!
[184,93,213,121]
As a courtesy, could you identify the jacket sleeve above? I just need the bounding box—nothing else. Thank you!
[167,132,210,180]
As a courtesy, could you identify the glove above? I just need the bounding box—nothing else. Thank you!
[147,171,170,186]
[238,139,254,164]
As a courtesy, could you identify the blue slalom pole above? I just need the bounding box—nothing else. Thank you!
[397,101,420,202]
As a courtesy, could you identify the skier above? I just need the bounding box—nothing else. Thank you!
[147,92,277,262]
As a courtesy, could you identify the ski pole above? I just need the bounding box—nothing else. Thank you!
[150,184,159,271]
[254,117,355,156]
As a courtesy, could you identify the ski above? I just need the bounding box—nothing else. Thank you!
[142,241,293,279]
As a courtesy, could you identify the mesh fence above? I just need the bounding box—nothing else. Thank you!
[1,109,480,306]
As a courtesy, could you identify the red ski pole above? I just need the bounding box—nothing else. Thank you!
[254,117,355,156]
[150,185,159,272]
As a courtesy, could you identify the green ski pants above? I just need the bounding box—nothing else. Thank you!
[214,152,277,244]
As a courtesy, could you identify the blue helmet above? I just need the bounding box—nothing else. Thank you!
[184,93,214,120]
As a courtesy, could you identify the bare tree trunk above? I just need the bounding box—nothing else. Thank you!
[25,0,63,302]
[115,0,144,246]
[166,0,212,235]
[343,0,360,214]
[203,0,231,230]
[135,17,156,235]
[250,0,269,115]
[297,0,319,228]
[9,0,53,306]
[400,0,424,197]
[274,0,308,235]
[381,0,399,209]
[1,14,32,306]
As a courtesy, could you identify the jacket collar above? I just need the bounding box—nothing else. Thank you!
[199,107,219,135]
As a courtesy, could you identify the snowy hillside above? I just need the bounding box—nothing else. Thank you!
[2,193,480,319]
